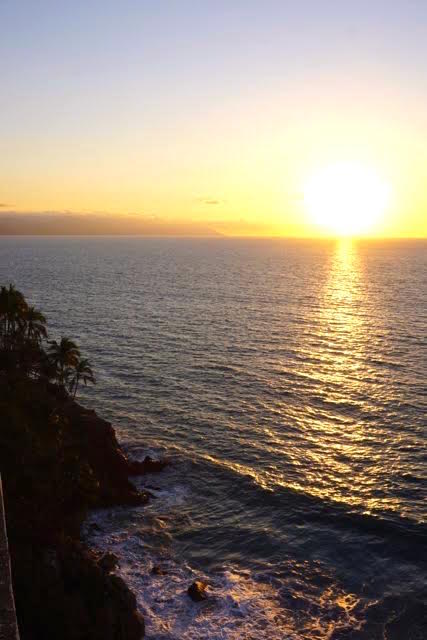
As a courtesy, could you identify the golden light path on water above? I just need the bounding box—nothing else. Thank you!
[298,239,383,513]
[187,239,404,518]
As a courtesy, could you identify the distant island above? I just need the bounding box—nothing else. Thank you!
[0,285,165,639]
[0,213,222,236]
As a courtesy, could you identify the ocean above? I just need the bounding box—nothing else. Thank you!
[1,236,426,639]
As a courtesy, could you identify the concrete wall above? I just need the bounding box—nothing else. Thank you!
[0,476,20,640]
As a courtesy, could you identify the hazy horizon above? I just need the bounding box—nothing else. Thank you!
[1,211,427,238]
[1,212,427,238]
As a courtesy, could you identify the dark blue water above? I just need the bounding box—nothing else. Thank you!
[1,237,426,638]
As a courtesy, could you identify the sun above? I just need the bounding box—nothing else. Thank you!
[303,162,391,236]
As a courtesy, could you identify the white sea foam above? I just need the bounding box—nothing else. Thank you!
[82,467,362,640]
[85,514,288,639]
[82,461,292,639]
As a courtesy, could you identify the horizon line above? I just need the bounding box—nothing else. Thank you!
[0,233,425,240]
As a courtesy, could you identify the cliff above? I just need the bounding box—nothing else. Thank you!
[0,376,156,640]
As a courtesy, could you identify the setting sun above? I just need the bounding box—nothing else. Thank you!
[303,162,391,236]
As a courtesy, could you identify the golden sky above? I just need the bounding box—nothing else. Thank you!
[1,2,426,237]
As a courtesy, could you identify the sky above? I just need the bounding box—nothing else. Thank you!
[1,1,426,236]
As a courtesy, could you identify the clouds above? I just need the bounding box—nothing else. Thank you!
[196,197,226,206]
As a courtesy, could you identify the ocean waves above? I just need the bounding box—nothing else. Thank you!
[1,236,426,638]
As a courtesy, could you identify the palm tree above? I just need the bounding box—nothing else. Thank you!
[0,284,28,346]
[0,286,97,394]
[70,357,96,398]
[25,306,47,342]
[48,337,81,387]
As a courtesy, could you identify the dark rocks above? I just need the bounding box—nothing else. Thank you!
[151,565,167,576]
[187,580,208,602]
[128,455,168,476]
[63,400,149,507]
[11,540,145,640]
[98,552,119,573]
[109,574,137,610]
[0,380,153,639]
[89,523,102,533]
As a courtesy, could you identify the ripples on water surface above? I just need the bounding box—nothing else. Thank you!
[1,237,426,638]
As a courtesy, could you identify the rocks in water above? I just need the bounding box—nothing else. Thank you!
[128,455,168,476]
[187,580,208,602]
[109,574,137,610]
[63,400,149,507]
[98,552,119,572]
[151,565,167,576]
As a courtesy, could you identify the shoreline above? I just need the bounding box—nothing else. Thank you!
[0,283,168,639]
[1,378,166,639]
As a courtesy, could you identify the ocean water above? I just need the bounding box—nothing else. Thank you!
[1,236,426,639]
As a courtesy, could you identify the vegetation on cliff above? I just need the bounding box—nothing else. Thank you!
[0,285,153,639]
[0,283,95,397]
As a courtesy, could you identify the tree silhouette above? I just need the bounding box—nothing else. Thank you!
[0,285,96,398]
[70,357,96,398]
[0,284,28,347]
[25,306,47,342]
[48,337,81,387]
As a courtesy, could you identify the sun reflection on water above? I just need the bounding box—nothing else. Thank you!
[320,237,366,379]
[189,239,406,518]
[310,240,371,502]
[257,238,405,517]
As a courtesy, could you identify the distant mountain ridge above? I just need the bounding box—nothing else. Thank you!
[0,213,222,236]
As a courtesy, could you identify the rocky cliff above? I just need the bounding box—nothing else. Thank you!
[0,377,157,640]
